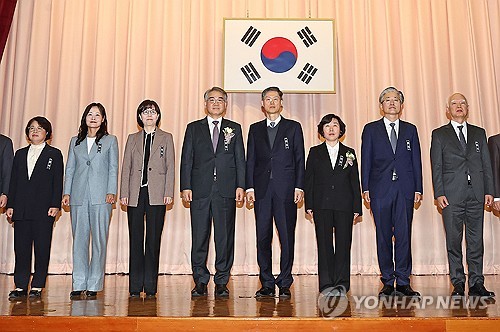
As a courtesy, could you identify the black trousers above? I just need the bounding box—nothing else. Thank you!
[127,187,166,294]
[314,209,353,292]
[254,180,297,289]
[190,182,236,286]
[13,218,54,290]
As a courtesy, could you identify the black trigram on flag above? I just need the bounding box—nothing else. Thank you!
[297,63,318,84]
[241,26,261,47]
[297,26,317,47]
[241,62,261,84]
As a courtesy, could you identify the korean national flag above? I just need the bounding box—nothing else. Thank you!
[223,19,336,93]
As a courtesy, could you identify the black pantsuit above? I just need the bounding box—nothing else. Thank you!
[127,187,166,294]
[305,142,362,293]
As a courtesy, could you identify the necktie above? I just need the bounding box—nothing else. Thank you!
[142,133,152,186]
[212,120,219,152]
[269,121,275,128]
[458,125,467,150]
[390,123,397,153]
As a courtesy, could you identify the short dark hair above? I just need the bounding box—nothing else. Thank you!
[137,100,161,128]
[25,116,53,141]
[203,87,227,102]
[379,86,404,104]
[261,86,283,100]
[317,113,346,139]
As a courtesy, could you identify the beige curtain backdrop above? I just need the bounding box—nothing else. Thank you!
[1,0,499,277]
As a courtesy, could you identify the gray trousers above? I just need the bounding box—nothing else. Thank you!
[70,196,111,292]
[442,185,485,287]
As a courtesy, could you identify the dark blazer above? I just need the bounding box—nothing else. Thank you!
[361,118,423,200]
[0,134,14,195]
[246,117,305,200]
[488,133,500,198]
[305,142,362,215]
[180,117,245,199]
[7,144,64,221]
[431,123,494,203]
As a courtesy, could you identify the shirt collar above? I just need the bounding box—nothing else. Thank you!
[29,142,46,151]
[267,115,282,127]
[450,120,467,131]
[383,117,399,127]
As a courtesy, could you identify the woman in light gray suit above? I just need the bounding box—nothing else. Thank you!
[62,103,119,299]
[120,100,174,298]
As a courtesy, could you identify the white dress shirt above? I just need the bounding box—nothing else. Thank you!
[27,142,46,179]
[325,141,339,171]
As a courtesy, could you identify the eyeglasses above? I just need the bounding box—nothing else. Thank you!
[264,97,281,104]
[207,97,226,104]
[382,98,400,104]
[450,100,468,107]
[28,126,45,132]
[142,109,158,115]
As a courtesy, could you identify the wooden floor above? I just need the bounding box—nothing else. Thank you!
[1,274,500,331]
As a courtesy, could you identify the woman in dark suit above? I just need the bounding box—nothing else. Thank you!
[305,114,362,297]
[6,116,63,299]
[120,100,174,298]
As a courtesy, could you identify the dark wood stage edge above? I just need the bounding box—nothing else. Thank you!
[1,274,500,331]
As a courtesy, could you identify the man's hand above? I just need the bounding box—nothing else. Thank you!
[0,194,7,208]
[363,192,370,203]
[164,196,173,205]
[294,189,304,204]
[436,195,449,209]
[246,191,255,205]
[235,188,245,202]
[485,195,494,207]
[120,197,129,206]
[493,201,500,211]
[6,208,13,219]
[182,190,192,202]
[414,193,422,203]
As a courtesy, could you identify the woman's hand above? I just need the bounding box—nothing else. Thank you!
[62,194,70,206]
[106,194,116,204]
[164,196,173,205]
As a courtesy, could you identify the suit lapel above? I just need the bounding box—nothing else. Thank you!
[444,123,464,152]
[335,143,347,173]
[88,137,98,160]
[200,118,215,155]
[376,119,393,153]
[150,129,162,156]
[272,118,287,152]
[30,144,49,179]
[318,142,335,174]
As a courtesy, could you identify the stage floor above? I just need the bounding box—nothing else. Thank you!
[0,274,499,318]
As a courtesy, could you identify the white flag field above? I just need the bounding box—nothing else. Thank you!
[223,19,336,93]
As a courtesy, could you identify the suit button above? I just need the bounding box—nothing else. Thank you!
[331,185,335,190]
[149,168,152,171]
[86,161,90,166]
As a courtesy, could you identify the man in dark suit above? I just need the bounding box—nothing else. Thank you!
[180,87,245,298]
[246,86,305,298]
[431,93,495,298]
[488,133,500,211]
[361,87,422,298]
[0,134,14,209]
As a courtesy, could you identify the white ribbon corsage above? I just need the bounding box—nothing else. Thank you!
[223,127,235,145]
[343,151,355,169]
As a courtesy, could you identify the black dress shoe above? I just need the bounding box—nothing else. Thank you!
[70,290,84,299]
[255,286,275,298]
[145,293,156,298]
[378,285,395,297]
[8,289,27,300]
[215,284,230,298]
[86,291,97,298]
[29,290,42,298]
[451,283,465,297]
[395,285,421,298]
[279,287,291,298]
[191,282,208,297]
[469,283,495,298]
[129,292,141,298]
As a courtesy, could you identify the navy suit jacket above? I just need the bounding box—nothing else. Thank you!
[180,117,245,199]
[361,118,423,200]
[246,117,305,201]
[488,133,500,198]
[0,134,14,195]
[7,144,63,221]
[305,142,362,214]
